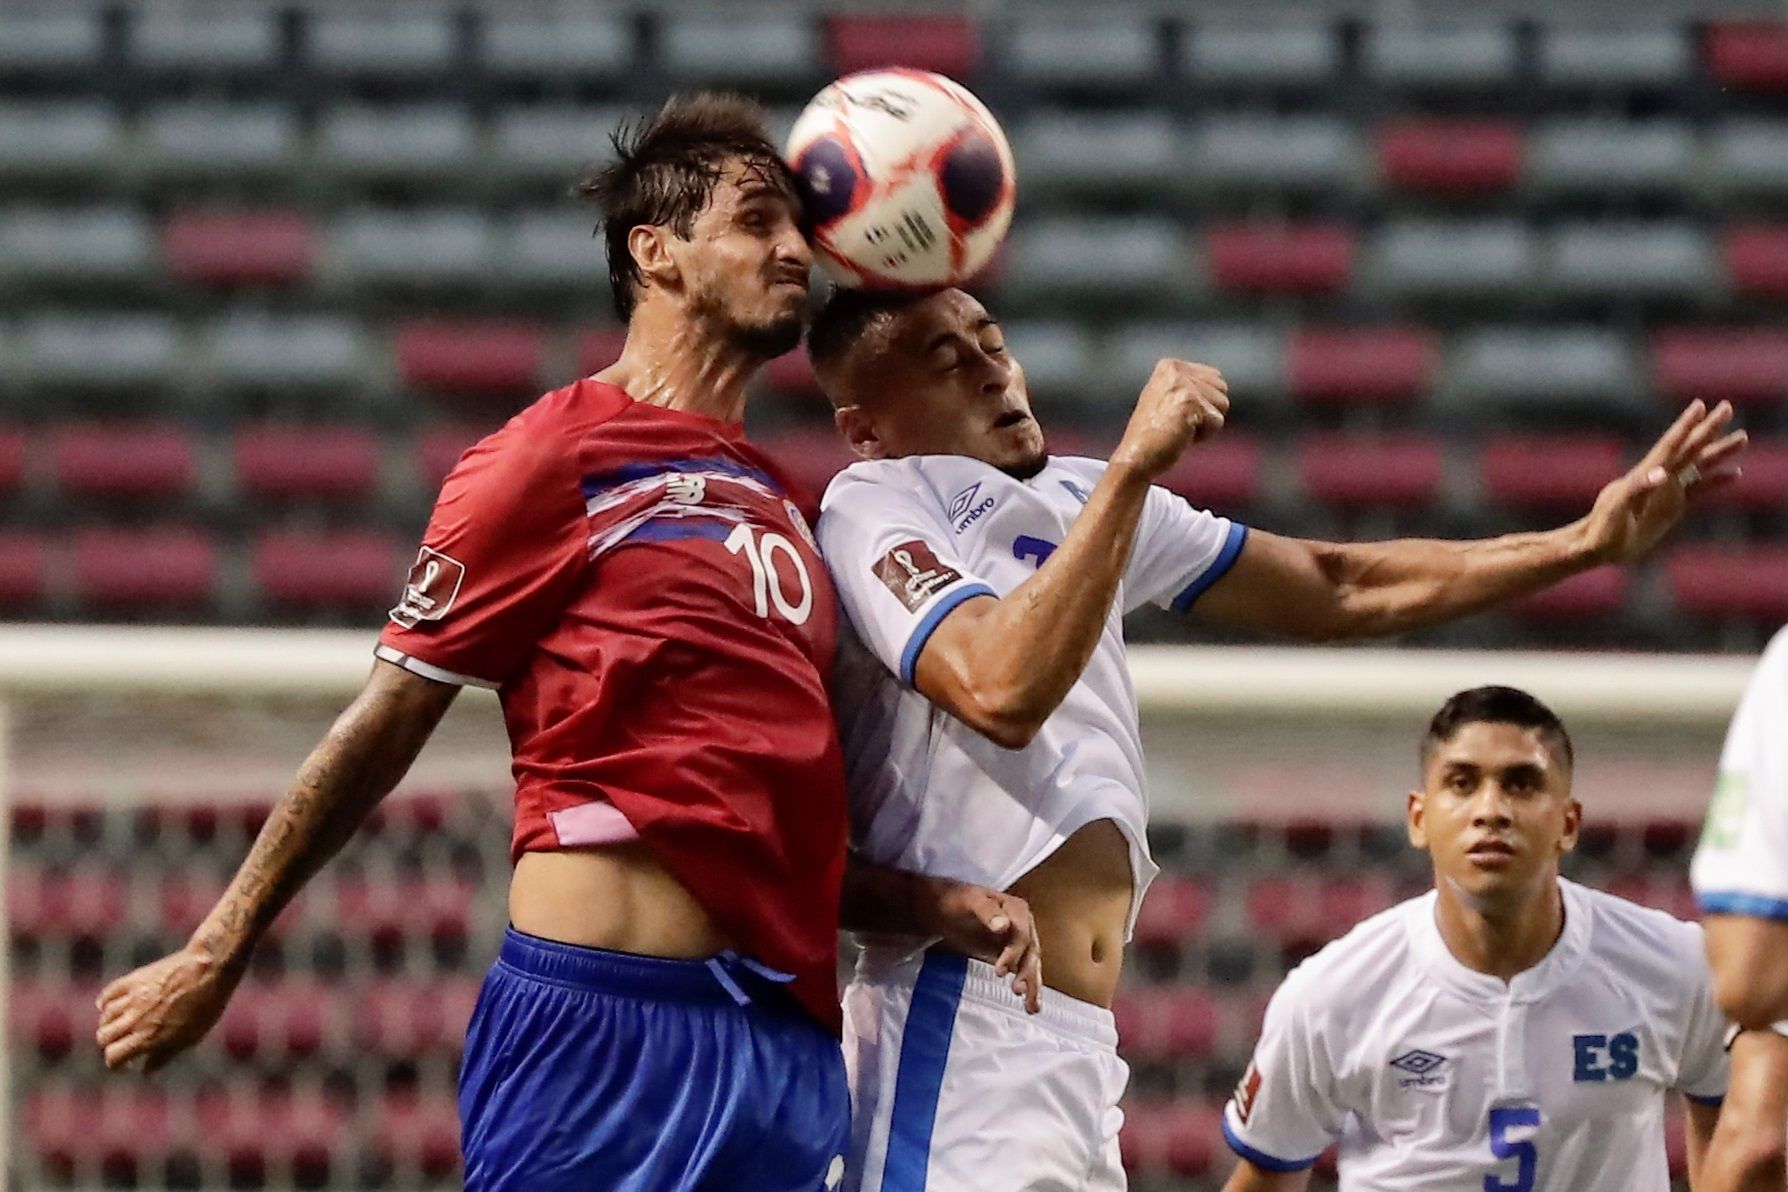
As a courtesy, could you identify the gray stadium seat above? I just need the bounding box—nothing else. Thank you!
[1545,223,1717,302]
[129,10,279,73]
[1363,25,1518,88]
[1709,120,1788,197]
[305,12,455,77]
[1012,111,1180,197]
[19,315,180,389]
[657,16,820,87]
[203,316,369,390]
[1367,220,1537,300]
[1189,116,1360,193]
[1527,120,1693,195]
[478,13,632,79]
[1444,328,1646,420]
[1001,218,1192,304]
[1001,321,1096,400]
[490,105,629,183]
[1107,324,1285,402]
[0,209,154,285]
[1006,17,1159,87]
[0,103,120,178]
[328,211,494,288]
[500,212,604,289]
[1536,26,1688,87]
[316,105,477,180]
[1184,24,1341,86]
[140,103,298,176]
[0,11,103,73]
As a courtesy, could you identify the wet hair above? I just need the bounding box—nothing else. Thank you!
[576,92,797,321]
[1421,685,1575,773]
[806,287,930,405]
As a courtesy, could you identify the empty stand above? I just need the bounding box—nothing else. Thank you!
[162,210,316,289]
[825,15,980,78]
[1651,328,1788,407]
[1536,26,1688,87]
[128,10,280,74]
[71,527,217,610]
[1185,24,1341,87]
[478,13,631,79]
[1378,119,1523,195]
[1298,435,1444,510]
[395,320,545,394]
[1480,434,1625,511]
[1363,24,1518,88]
[1724,225,1788,298]
[1157,437,1263,512]
[233,425,382,502]
[1516,566,1631,624]
[1287,327,1436,406]
[251,531,403,612]
[1667,546,1788,624]
[1706,21,1788,92]
[1009,16,1160,88]
[49,422,196,500]
[1206,224,1354,296]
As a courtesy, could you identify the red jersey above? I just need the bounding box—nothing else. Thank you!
[377,379,847,1030]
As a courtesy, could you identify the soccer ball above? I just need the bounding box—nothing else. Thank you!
[785,70,1016,290]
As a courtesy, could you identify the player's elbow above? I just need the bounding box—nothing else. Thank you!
[955,680,1048,750]
[1712,1116,1788,1184]
[1714,971,1788,1031]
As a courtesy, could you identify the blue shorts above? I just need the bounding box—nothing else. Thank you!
[459,928,850,1192]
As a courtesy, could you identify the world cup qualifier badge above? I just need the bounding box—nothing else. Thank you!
[873,540,962,612]
[389,547,466,629]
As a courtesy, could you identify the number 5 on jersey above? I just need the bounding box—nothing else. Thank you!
[1485,1105,1540,1192]
[725,524,814,625]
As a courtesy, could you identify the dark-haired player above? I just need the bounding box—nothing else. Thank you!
[1223,688,1727,1191]
[803,285,1743,1191]
[95,96,1037,1192]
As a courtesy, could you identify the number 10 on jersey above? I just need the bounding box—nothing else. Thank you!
[725,524,814,625]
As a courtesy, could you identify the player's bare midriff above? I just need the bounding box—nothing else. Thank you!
[1007,818,1134,1009]
[509,843,738,959]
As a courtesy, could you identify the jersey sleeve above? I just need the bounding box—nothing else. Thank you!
[818,468,997,687]
[1691,627,1788,921]
[1122,481,1249,615]
[375,427,588,689]
[1673,924,1733,1104]
[1222,969,1344,1172]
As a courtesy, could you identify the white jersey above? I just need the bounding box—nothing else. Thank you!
[818,454,1246,925]
[1223,880,1728,1190]
[1690,624,1788,1036]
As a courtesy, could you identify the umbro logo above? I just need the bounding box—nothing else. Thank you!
[949,483,982,520]
[1389,1048,1449,1088]
[949,482,995,533]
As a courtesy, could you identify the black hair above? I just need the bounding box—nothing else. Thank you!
[806,287,931,403]
[1421,685,1575,772]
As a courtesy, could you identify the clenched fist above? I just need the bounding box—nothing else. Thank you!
[1110,359,1230,481]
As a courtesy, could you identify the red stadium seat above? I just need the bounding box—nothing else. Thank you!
[218,979,340,1060]
[1702,439,1788,510]
[0,531,48,608]
[162,209,317,287]
[376,1090,462,1178]
[0,427,25,494]
[195,1089,345,1177]
[1651,328,1788,407]
[352,977,481,1056]
[1666,546,1788,622]
[826,15,980,78]
[756,426,858,507]
[1246,874,1396,946]
[395,320,544,393]
[1707,22,1788,92]
[51,422,196,499]
[335,875,477,946]
[1155,436,1261,511]
[1378,119,1523,195]
[576,327,629,376]
[1298,434,1443,510]
[251,530,403,610]
[72,526,217,609]
[1206,224,1355,296]
[415,423,491,490]
[1119,1099,1225,1179]
[1287,327,1437,406]
[1130,874,1213,950]
[1480,434,1625,511]
[1724,225,1788,299]
[1112,986,1220,1061]
[234,424,381,500]
[26,1088,186,1173]
[763,347,825,399]
[10,980,103,1058]
[8,865,129,940]
[1515,566,1630,623]
[1604,874,1699,922]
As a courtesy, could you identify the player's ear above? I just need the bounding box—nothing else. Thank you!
[836,406,887,461]
[628,224,681,294]
[1406,788,1428,850]
[1557,798,1583,855]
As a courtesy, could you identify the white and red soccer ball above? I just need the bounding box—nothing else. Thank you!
[785,69,1015,290]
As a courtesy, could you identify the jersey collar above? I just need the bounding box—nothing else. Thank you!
[1406,878,1593,1003]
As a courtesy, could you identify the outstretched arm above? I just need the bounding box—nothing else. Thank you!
[95,659,459,1071]
[1698,1031,1788,1192]
[1191,400,1745,641]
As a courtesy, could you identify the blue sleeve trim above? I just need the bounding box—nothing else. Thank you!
[1221,1113,1322,1173]
[898,582,995,686]
[881,951,969,1190]
[1171,522,1250,613]
[1697,891,1788,922]
[1685,1092,1726,1108]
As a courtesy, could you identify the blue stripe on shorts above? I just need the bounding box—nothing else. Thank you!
[880,951,969,1191]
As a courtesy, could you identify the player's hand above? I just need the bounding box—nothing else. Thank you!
[1111,359,1229,481]
[95,944,242,1074]
[922,880,1044,1014]
[1579,399,1748,565]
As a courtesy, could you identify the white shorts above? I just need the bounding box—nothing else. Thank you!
[842,946,1131,1192]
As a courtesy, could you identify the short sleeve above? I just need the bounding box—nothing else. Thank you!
[1692,628,1788,921]
[1222,970,1344,1172]
[818,468,997,687]
[375,428,588,689]
[1123,482,1249,615]
[1673,924,1733,1104]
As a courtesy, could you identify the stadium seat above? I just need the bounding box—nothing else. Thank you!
[1246,874,1397,946]
[415,424,490,490]
[72,527,217,610]
[1724,224,1788,298]
[1001,218,1192,304]
[1000,320,1095,402]
[0,427,23,493]
[502,211,605,289]
[1189,115,1360,194]
[1527,120,1694,196]
[1651,328,1788,407]
[315,104,477,180]
[1119,1099,1225,1179]
[1287,327,1436,406]
[1701,439,1788,512]
[1206,224,1355,295]
[1709,121,1788,198]
[203,315,368,392]
[395,320,544,394]
[1013,111,1180,198]
[1184,24,1341,87]
[1156,436,1262,512]
[1666,546,1788,623]
[1378,119,1523,195]
[305,12,456,78]
[762,348,824,400]
[7,865,129,941]
[757,427,857,505]
[162,210,316,288]
[331,211,496,289]
[0,11,102,73]
[1112,986,1220,1061]
[334,875,477,946]
[50,422,196,500]
[128,9,279,73]
[477,13,632,78]
[658,16,821,88]
[1443,328,1645,422]
[10,980,102,1059]
[825,15,980,78]
[352,978,481,1057]
[0,101,120,178]
[1536,26,1689,87]
[234,425,382,502]
[251,530,403,612]
[1545,223,1716,302]
[1129,874,1214,949]
[1706,22,1788,92]
[0,531,47,609]
[1297,434,1444,510]
[375,1090,462,1178]
[1363,24,1518,87]
[1479,435,1625,511]
[489,104,627,185]
[1515,566,1631,623]
[1604,874,1699,922]
[577,327,629,376]
[1108,324,1286,405]
[25,1088,184,1174]
[1366,219,1536,300]
[0,208,155,286]
[1008,16,1160,88]
[18,316,181,392]
[218,979,339,1061]
[195,1088,346,1178]
[140,103,298,177]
